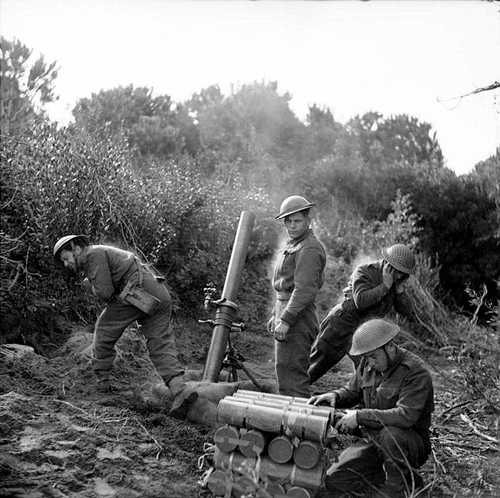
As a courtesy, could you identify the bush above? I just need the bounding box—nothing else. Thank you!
[0,124,274,349]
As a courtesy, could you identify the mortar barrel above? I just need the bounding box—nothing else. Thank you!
[228,394,334,419]
[287,486,313,498]
[293,440,323,470]
[235,390,310,404]
[238,428,267,458]
[202,211,255,382]
[268,435,294,464]
[214,424,240,453]
[214,449,324,490]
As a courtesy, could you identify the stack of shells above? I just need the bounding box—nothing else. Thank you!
[205,390,335,498]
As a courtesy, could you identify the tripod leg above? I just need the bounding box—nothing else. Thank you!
[230,365,238,382]
[238,361,264,391]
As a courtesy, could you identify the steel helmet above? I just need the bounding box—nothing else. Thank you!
[53,234,88,260]
[349,319,400,356]
[276,195,315,220]
[382,244,415,274]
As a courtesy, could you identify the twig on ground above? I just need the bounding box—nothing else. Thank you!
[440,400,472,418]
[469,284,488,327]
[24,246,29,291]
[431,448,446,474]
[460,413,499,446]
[52,398,93,418]
[116,417,130,440]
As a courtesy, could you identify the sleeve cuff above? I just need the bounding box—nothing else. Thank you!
[280,310,296,327]
[356,409,372,427]
[380,283,391,295]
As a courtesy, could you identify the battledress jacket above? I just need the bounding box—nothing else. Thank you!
[320,261,415,346]
[334,347,434,447]
[346,260,414,320]
[272,229,326,327]
[82,245,140,302]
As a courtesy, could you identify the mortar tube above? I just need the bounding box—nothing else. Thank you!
[202,211,255,382]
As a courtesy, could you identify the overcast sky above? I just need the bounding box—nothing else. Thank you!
[2,0,499,174]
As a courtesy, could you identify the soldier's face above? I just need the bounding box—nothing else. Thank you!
[284,212,309,240]
[388,264,409,284]
[364,347,389,372]
[60,248,80,273]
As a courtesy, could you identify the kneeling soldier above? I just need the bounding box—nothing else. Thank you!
[53,235,187,399]
[310,318,434,497]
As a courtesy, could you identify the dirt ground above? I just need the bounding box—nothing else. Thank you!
[0,320,498,497]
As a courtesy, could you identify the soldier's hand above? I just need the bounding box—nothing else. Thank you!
[81,278,93,293]
[335,409,358,433]
[395,280,407,294]
[274,320,289,342]
[382,264,394,290]
[308,392,337,407]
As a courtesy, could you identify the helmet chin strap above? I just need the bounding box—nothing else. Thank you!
[382,342,396,367]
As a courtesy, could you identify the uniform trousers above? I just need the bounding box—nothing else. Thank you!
[274,300,319,397]
[92,271,183,384]
[309,303,361,383]
[324,426,429,497]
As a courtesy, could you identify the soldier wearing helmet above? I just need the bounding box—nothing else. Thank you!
[270,195,326,396]
[309,319,434,497]
[309,243,417,383]
[53,235,189,407]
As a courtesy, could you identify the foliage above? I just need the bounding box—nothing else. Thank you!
[70,77,499,311]
[347,111,443,168]
[0,124,273,348]
[72,85,198,159]
[472,146,500,199]
[2,38,498,346]
[186,81,306,187]
[304,104,344,161]
[453,318,500,410]
[296,148,498,310]
[0,37,58,134]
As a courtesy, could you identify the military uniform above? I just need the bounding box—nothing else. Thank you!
[272,229,326,396]
[83,245,183,385]
[309,261,414,383]
[325,347,434,497]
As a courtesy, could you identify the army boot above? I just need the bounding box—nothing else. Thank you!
[166,375,199,420]
[374,461,423,498]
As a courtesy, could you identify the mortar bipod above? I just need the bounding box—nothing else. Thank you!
[199,289,263,390]
[198,317,263,390]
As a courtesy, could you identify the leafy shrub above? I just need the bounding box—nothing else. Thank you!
[0,123,274,349]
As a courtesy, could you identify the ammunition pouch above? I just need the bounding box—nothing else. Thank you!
[118,264,161,315]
